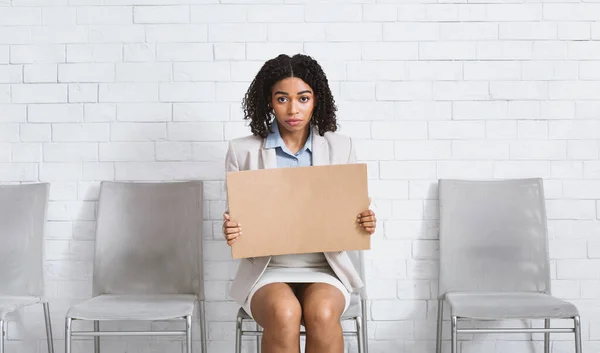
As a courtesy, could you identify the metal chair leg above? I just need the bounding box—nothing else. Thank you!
[451,316,458,353]
[235,316,242,353]
[65,318,72,353]
[43,302,55,353]
[361,299,369,353]
[574,316,582,353]
[0,320,4,353]
[436,299,444,353]
[255,323,261,353]
[356,316,364,353]
[93,320,100,353]
[544,319,550,353]
[200,300,208,353]
[186,316,192,353]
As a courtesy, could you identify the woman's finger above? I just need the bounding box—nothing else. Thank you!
[225,232,241,240]
[224,221,241,229]
[361,221,376,228]
[225,227,242,235]
[223,212,230,221]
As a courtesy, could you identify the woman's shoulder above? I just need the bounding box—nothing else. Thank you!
[321,130,353,148]
[228,134,263,152]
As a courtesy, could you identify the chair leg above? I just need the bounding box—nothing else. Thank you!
[235,316,242,353]
[43,302,55,353]
[93,320,100,353]
[255,323,260,353]
[356,316,364,353]
[361,299,369,353]
[199,300,208,353]
[0,320,4,353]
[186,315,192,353]
[451,316,458,353]
[65,318,72,353]
[574,316,582,353]
[436,299,444,353]
[544,319,550,353]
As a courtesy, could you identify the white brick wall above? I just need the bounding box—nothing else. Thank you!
[1,1,599,353]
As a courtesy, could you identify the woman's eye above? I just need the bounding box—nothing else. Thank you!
[300,96,310,102]
[277,97,287,103]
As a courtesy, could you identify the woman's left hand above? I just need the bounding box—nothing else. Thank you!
[357,209,376,235]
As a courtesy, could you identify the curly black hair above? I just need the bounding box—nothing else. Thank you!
[241,53,338,138]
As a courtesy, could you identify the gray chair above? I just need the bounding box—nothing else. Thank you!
[235,250,369,353]
[436,178,581,353]
[65,181,206,353]
[0,183,54,353]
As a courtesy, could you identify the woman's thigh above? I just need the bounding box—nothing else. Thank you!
[250,283,303,328]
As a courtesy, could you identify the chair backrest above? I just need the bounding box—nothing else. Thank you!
[346,250,367,296]
[437,178,551,299]
[92,181,204,298]
[0,183,49,297]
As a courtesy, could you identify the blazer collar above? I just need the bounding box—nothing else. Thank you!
[260,125,328,169]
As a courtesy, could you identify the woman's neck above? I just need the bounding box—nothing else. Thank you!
[278,123,310,154]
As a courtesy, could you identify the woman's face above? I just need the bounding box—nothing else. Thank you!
[270,77,315,134]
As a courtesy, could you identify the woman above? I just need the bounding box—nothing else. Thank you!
[222,53,377,353]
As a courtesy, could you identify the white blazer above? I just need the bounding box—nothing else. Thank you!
[225,126,366,306]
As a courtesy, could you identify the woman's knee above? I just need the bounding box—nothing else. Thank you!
[303,299,341,328]
[268,298,302,327]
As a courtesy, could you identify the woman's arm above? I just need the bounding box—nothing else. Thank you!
[225,140,240,172]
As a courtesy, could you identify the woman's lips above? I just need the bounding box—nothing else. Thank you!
[286,119,302,126]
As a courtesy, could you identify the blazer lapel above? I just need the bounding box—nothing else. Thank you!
[311,127,329,166]
[260,140,277,169]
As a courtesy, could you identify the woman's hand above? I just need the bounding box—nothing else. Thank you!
[222,211,242,246]
[357,209,376,235]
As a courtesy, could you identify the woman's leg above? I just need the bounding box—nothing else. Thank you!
[297,283,346,353]
[251,283,302,353]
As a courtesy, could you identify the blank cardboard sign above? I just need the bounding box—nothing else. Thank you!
[226,163,371,259]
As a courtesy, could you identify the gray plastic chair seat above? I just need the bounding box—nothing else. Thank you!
[0,296,41,319]
[67,294,197,321]
[237,292,362,321]
[446,292,579,320]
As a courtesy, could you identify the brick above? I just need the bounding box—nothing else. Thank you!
[0,46,7,64]
[82,162,114,181]
[464,61,520,81]
[557,260,600,279]
[230,61,264,82]
[436,82,490,101]
[190,5,245,23]
[123,43,155,62]
[68,83,98,103]
[452,141,509,160]
[246,43,304,61]
[24,64,58,83]
[594,22,600,39]
[509,141,567,160]
[354,140,393,161]
[499,23,557,40]
[491,81,548,100]
[303,42,361,61]
[167,122,223,141]
[116,103,171,122]
[551,81,600,100]
[395,141,451,160]
[116,63,172,82]
[133,6,188,24]
[305,4,362,22]
[362,42,419,60]
[517,121,548,139]
[20,124,51,142]
[568,141,598,160]
[173,103,228,122]
[39,163,81,181]
[391,200,423,220]
[546,200,596,220]
[31,25,87,44]
[47,201,95,221]
[0,8,41,25]
[522,61,578,81]
[99,142,154,161]
[53,123,109,142]
[336,101,394,121]
[429,121,485,139]
[173,62,230,82]
[493,161,551,178]
[395,101,451,120]
[76,6,132,25]
[0,104,26,122]
[550,120,600,139]
[59,63,114,83]
[0,163,37,181]
[326,23,382,42]
[541,101,575,120]
[380,161,436,180]
[420,41,477,60]
[407,259,438,279]
[0,27,29,45]
[340,82,375,101]
[43,143,98,162]
[384,23,438,41]
[438,161,494,179]
[42,7,76,25]
[99,83,158,103]
[584,162,600,179]
[110,123,166,142]
[192,142,228,161]
[84,103,116,122]
[160,82,215,102]
[544,3,600,21]
[477,41,532,60]
[0,65,22,84]
[11,143,41,162]
[338,122,371,140]
[66,44,122,63]
[0,85,8,103]
[248,5,303,22]
[440,23,498,41]
[406,61,461,81]
[363,4,398,22]
[372,122,427,140]
[0,143,10,162]
[216,82,247,102]
[89,25,145,43]
[371,300,427,320]
[29,103,83,123]
[453,101,508,120]
[114,161,223,181]
[208,24,265,42]
[12,84,67,103]
[213,43,244,61]
[156,142,192,161]
[533,41,568,60]
[157,43,213,62]
[580,62,600,80]
[376,82,432,101]
[558,22,591,40]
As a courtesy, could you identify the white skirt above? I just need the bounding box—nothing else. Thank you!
[241,266,351,320]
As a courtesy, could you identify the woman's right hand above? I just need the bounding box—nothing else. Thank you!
[222,211,242,246]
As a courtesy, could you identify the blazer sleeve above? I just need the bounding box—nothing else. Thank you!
[225,140,240,173]
[348,136,357,164]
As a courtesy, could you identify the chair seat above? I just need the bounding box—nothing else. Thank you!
[67,294,197,321]
[238,293,362,321]
[0,296,41,319]
[446,292,579,320]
